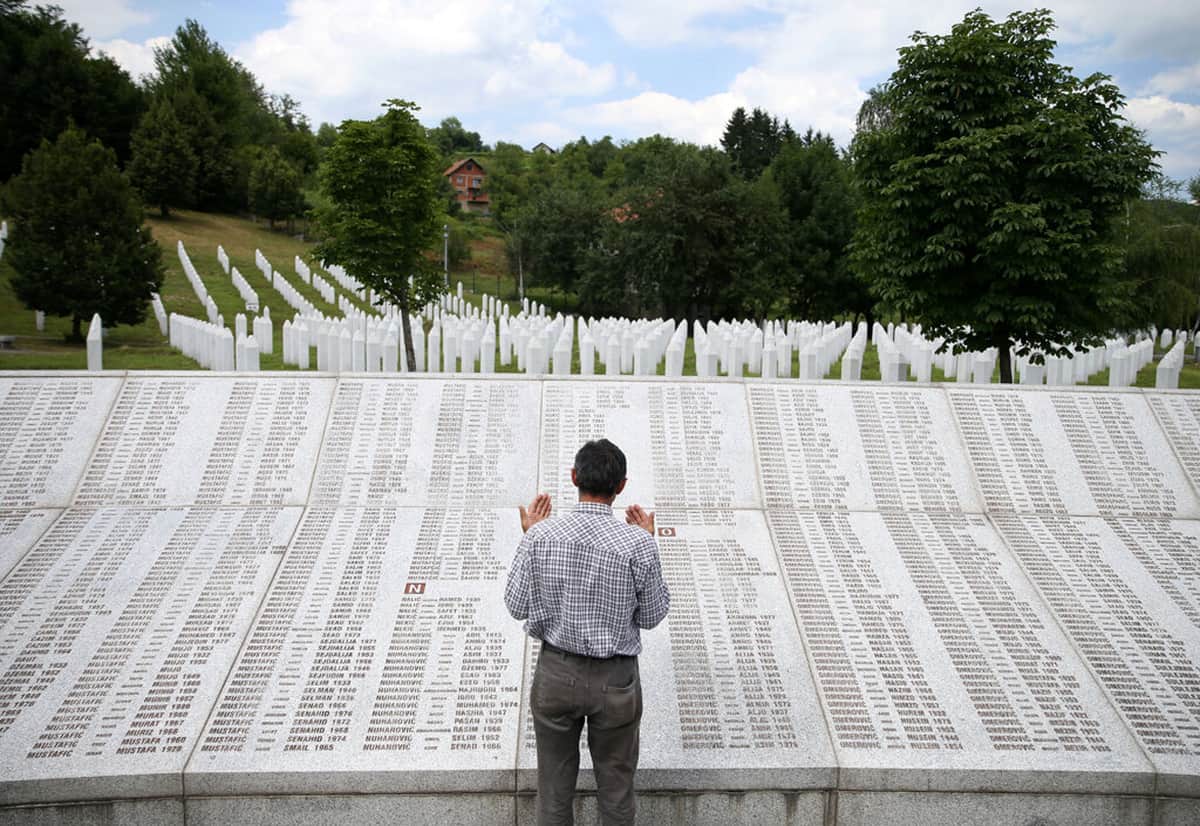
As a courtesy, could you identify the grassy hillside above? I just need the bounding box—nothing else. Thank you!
[0,209,1196,387]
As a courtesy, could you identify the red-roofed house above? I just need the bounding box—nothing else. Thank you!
[444,157,490,214]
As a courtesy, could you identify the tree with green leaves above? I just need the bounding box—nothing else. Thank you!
[128,96,198,217]
[248,147,305,229]
[146,19,317,211]
[314,100,443,370]
[585,138,782,321]
[767,130,868,322]
[1123,189,1200,333]
[1189,173,1200,205]
[852,9,1158,382]
[1,1,144,180]
[2,126,164,340]
[316,122,338,149]
[427,116,487,159]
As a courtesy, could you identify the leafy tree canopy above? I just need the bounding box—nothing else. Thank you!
[314,100,444,370]
[427,116,488,159]
[248,146,306,228]
[767,130,868,322]
[851,8,1158,381]
[0,1,144,180]
[128,96,198,217]
[1,125,164,339]
[145,19,318,211]
[1123,191,1200,333]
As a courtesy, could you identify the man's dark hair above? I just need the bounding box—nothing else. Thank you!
[573,439,626,498]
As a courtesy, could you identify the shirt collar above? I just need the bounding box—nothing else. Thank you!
[574,501,613,516]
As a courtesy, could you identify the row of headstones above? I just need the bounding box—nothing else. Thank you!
[881,325,1192,387]
[325,262,371,304]
[165,309,272,371]
[155,247,1200,383]
[252,249,319,317]
[432,291,516,322]
[216,245,260,313]
[690,319,855,379]
[177,242,220,325]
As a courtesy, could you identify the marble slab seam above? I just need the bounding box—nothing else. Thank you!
[65,375,124,509]
[177,504,309,798]
[739,384,770,515]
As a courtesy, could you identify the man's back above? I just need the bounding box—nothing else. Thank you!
[506,502,669,659]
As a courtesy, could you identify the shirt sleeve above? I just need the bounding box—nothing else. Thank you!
[505,531,533,620]
[631,533,670,630]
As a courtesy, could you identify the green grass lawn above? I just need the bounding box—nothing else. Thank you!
[2,209,1198,387]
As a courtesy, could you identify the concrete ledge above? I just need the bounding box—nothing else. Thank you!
[516,789,831,825]
[185,793,515,825]
[0,798,182,826]
[834,790,1154,826]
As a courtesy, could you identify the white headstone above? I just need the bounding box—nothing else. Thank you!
[86,314,102,371]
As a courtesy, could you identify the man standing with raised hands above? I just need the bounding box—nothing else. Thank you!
[505,438,670,826]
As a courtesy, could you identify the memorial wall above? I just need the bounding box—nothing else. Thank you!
[0,371,1198,825]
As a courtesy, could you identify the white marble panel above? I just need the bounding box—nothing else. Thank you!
[948,387,1198,518]
[992,514,1200,796]
[72,376,334,507]
[537,381,760,511]
[1146,393,1200,499]
[0,376,121,507]
[766,510,1152,794]
[0,510,60,580]
[0,507,298,805]
[186,508,526,795]
[310,377,540,508]
[748,384,980,512]
[516,510,835,791]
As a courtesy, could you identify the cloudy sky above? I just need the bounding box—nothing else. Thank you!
[59,0,1200,180]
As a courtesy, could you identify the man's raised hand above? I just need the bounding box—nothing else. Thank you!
[519,493,552,533]
[625,504,655,535]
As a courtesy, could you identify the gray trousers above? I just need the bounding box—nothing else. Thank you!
[531,643,642,826]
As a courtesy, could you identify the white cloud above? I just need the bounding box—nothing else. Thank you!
[92,36,169,82]
[484,41,615,99]
[1142,63,1200,97]
[566,90,740,144]
[235,0,616,127]
[1125,96,1200,179]
[1051,0,1200,64]
[510,120,579,149]
[53,0,152,40]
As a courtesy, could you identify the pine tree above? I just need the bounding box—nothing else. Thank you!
[2,126,164,340]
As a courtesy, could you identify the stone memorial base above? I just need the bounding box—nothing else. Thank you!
[1,372,1199,825]
[6,787,1199,826]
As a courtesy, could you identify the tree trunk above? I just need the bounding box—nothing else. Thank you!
[71,314,82,342]
[997,332,1014,383]
[399,290,417,372]
[160,203,169,218]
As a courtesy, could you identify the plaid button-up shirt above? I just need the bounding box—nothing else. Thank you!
[505,501,670,658]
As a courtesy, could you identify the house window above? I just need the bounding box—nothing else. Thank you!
[456,175,464,184]
[465,162,474,171]
[472,177,482,187]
